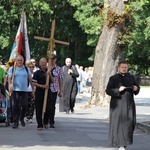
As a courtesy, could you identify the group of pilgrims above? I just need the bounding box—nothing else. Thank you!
[0,55,93,129]
[0,57,140,150]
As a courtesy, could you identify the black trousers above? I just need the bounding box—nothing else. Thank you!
[25,92,34,119]
[35,89,51,128]
[11,91,28,123]
[49,92,57,125]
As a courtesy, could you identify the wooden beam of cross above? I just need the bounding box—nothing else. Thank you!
[34,20,69,119]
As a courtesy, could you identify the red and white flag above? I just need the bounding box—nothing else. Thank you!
[7,11,30,67]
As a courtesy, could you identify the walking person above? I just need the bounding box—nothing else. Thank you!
[7,55,34,129]
[86,67,93,93]
[79,66,84,93]
[83,67,89,92]
[106,60,140,150]
[25,62,35,123]
[32,57,54,130]
[75,64,83,93]
[49,54,63,128]
[62,58,79,114]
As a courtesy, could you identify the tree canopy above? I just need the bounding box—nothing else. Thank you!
[0,0,94,67]
[119,0,150,75]
[0,0,150,75]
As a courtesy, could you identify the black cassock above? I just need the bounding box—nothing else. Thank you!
[106,73,140,147]
[62,65,79,111]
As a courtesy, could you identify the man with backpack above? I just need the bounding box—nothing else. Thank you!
[7,55,34,129]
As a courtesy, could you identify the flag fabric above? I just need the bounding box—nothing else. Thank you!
[7,11,31,68]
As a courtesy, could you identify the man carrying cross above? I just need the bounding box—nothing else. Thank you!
[34,20,69,117]
[34,20,69,129]
[32,57,54,130]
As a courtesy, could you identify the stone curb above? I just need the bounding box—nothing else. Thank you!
[136,122,150,134]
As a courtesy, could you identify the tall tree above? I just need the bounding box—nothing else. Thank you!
[88,0,125,106]
[124,0,150,75]
[0,0,93,67]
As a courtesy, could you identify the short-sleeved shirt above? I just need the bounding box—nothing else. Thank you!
[32,69,47,94]
[50,65,63,93]
[7,66,31,92]
[0,67,5,84]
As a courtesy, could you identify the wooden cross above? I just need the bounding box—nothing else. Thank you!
[34,20,69,119]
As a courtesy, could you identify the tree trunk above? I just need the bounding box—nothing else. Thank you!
[87,0,125,107]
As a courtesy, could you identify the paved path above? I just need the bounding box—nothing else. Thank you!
[0,88,150,150]
[134,88,150,122]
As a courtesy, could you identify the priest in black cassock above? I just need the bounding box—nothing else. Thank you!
[106,60,140,150]
[62,58,79,114]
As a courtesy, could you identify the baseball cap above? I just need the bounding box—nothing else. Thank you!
[51,54,57,59]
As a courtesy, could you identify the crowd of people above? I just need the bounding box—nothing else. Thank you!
[75,64,93,94]
[0,58,141,150]
[0,56,93,130]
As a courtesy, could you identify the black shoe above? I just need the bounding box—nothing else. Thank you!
[50,124,55,128]
[71,108,74,113]
[12,122,18,129]
[20,120,25,127]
